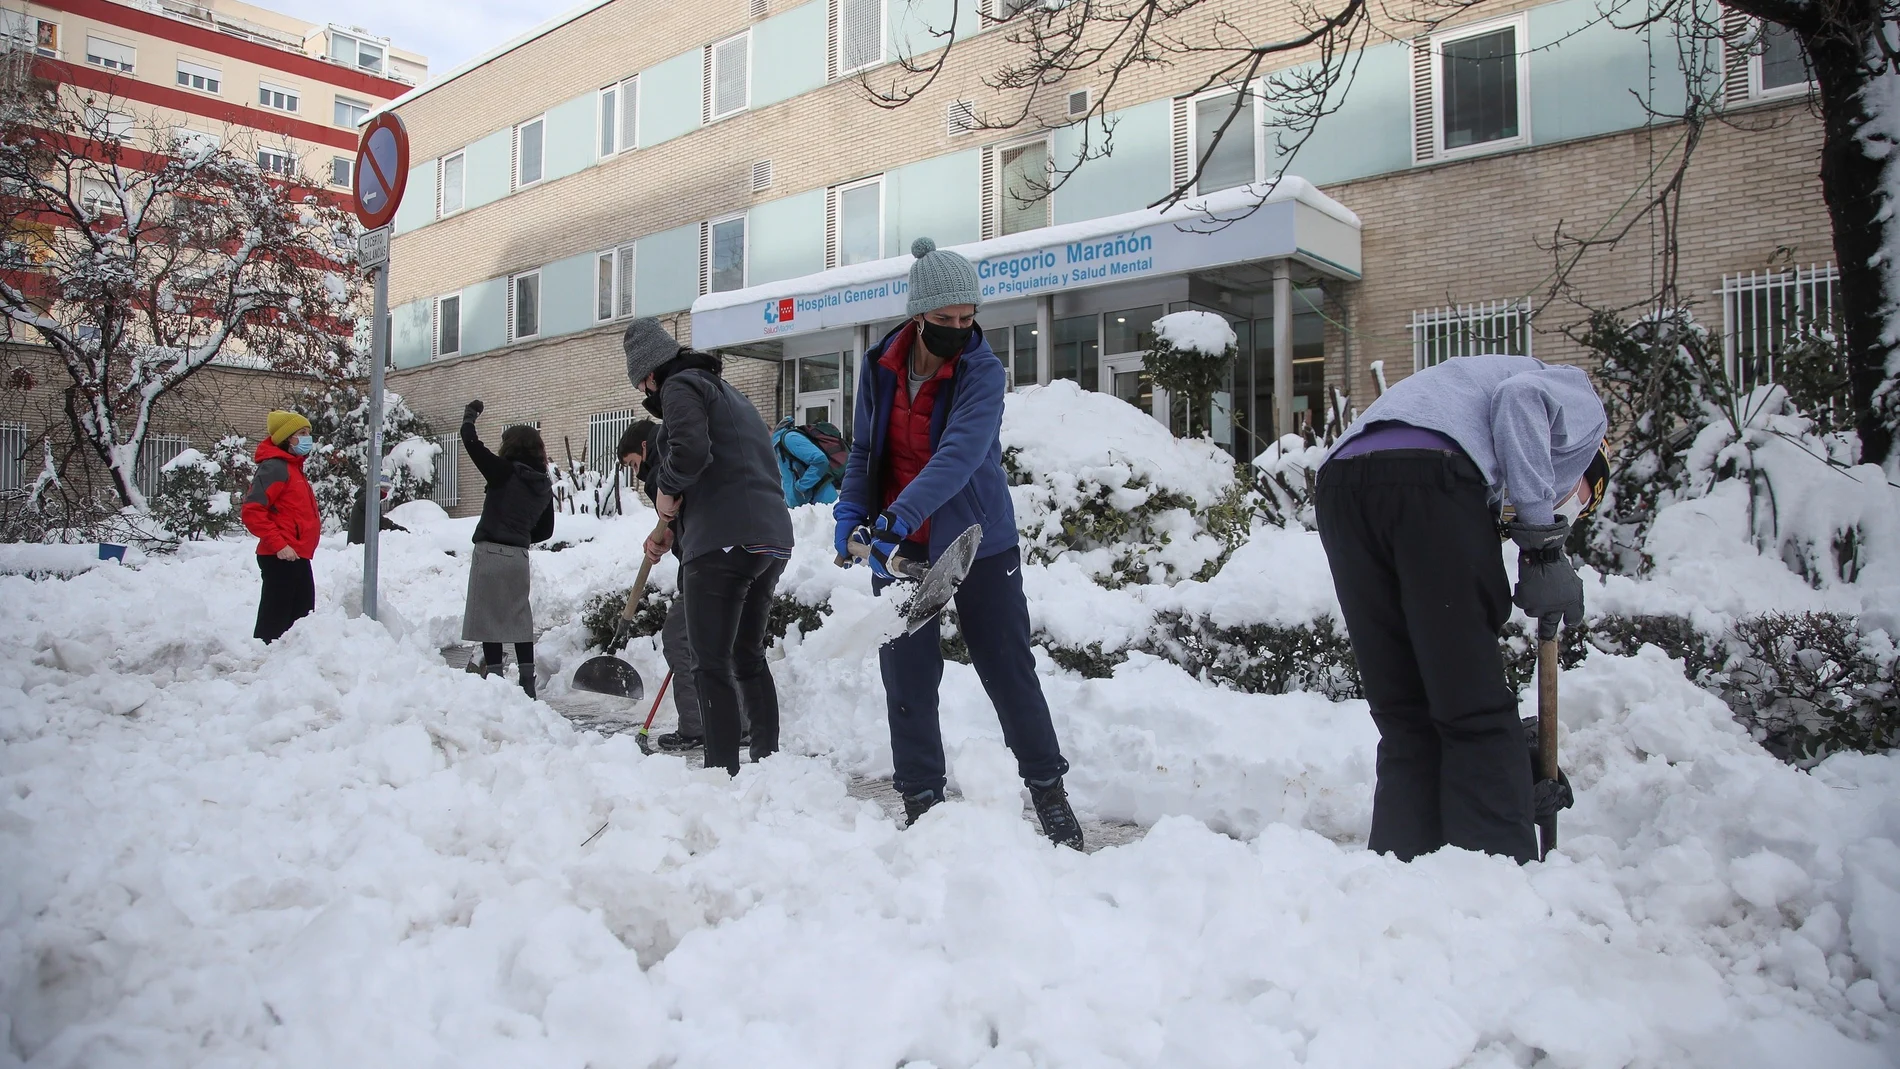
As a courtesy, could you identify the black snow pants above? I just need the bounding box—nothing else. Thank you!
[1315,450,1536,864]
[680,549,785,776]
[254,554,315,644]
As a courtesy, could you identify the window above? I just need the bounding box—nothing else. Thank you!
[79,178,117,217]
[588,409,639,478]
[1431,18,1528,157]
[330,32,385,75]
[258,82,299,113]
[837,0,883,75]
[85,107,134,141]
[1191,89,1259,193]
[435,294,462,357]
[0,422,27,494]
[1409,300,1532,370]
[998,322,1039,388]
[596,243,636,322]
[334,97,371,129]
[514,117,545,189]
[176,59,222,94]
[836,176,883,266]
[1720,264,1839,390]
[1,13,60,57]
[431,433,460,506]
[257,147,294,176]
[510,272,541,341]
[85,35,134,72]
[1756,22,1811,95]
[1105,305,1163,356]
[135,435,190,501]
[330,156,352,188]
[707,215,747,293]
[600,76,638,156]
[171,128,221,158]
[707,33,750,122]
[1051,314,1098,389]
[438,151,465,216]
[997,139,1050,236]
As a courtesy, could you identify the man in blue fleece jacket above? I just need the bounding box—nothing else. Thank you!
[1317,354,1609,864]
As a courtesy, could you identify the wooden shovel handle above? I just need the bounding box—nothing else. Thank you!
[619,519,670,621]
[1537,639,1560,781]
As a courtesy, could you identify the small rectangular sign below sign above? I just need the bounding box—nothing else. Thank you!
[358,226,390,269]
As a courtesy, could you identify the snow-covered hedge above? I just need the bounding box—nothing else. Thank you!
[149,436,255,543]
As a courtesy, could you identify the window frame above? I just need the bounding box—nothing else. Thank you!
[836,0,887,77]
[1750,21,1813,101]
[435,292,463,358]
[175,57,223,95]
[835,174,886,267]
[333,96,371,130]
[595,243,637,323]
[256,146,295,177]
[0,420,28,495]
[79,177,117,219]
[329,156,352,188]
[994,134,1054,237]
[84,34,134,73]
[514,115,546,190]
[84,106,134,142]
[706,212,750,294]
[708,32,751,122]
[1185,83,1264,196]
[599,76,639,157]
[1429,14,1532,161]
[509,270,542,342]
[438,149,467,217]
[258,80,300,113]
[330,31,385,76]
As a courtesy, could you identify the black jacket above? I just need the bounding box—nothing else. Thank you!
[650,350,793,562]
[463,421,555,547]
[346,484,408,544]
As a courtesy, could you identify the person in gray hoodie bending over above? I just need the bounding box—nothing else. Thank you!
[1316,355,1608,865]
[623,318,794,776]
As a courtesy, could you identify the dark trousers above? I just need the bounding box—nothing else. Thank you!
[1316,451,1536,864]
[481,642,536,667]
[680,550,785,775]
[877,544,1068,797]
[660,594,722,738]
[254,555,315,643]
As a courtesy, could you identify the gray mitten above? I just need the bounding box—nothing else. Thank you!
[1509,520,1583,640]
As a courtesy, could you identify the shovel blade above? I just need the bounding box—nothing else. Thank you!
[572,655,644,699]
[901,524,984,635]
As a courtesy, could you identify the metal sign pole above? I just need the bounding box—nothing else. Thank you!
[363,261,388,622]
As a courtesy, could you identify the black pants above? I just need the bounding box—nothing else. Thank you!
[680,550,786,775]
[254,555,315,643]
[481,642,536,668]
[876,544,1068,797]
[1315,451,1535,864]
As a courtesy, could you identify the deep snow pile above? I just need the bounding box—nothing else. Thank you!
[4,386,1900,1067]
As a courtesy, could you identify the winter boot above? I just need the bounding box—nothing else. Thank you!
[467,659,506,679]
[1028,777,1085,851]
[518,663,537,700]
[653,731,703,752]
[902,788,943,827]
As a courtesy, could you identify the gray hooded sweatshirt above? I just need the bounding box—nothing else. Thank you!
[1325,355,1607,526]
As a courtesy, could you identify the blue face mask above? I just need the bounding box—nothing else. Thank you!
[289,435,315,456]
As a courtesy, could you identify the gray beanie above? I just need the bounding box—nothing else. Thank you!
[623,317,681,388]
[905,237,980,316]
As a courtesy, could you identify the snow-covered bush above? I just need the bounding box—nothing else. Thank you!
[581,585,832,655]
[1145,311,1236,439]
[148,435,255,543]
[1251,435,1329,530]
[1719,613,1897,763]
[296,348,437,527]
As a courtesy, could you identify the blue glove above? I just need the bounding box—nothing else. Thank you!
[851,511,910,581]
[833,516,856,562]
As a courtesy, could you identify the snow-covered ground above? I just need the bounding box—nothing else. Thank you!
[4,386,1899,1068]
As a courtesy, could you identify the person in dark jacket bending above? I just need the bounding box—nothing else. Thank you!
[460,400,555,697]
[834,237,1082,850]
[623,319,793,776]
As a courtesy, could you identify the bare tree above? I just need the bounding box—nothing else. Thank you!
[0,67,362,509]
[865,0,1900,465]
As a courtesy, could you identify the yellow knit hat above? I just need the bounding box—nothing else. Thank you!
[266,410,311,445]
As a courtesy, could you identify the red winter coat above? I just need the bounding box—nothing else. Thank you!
[242,439,321,558]
[879,324,959,545]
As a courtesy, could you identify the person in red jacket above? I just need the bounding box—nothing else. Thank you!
[242,410,322,643]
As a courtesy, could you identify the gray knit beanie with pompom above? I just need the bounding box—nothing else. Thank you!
[905,237,981,316]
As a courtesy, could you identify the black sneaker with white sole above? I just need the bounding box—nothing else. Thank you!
[653,731,703,752]
[1028,778,1085,850]
[902,788,943,826]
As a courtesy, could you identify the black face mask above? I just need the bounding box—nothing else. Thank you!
[919,320,974,359]
[641,390,663,418]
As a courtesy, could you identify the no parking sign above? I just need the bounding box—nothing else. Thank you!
[352,112,409,230]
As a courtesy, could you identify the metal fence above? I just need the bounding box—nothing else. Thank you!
[135,434,191,501]
[1719,264,1839,391]
[587,408,638,477]
[1,421,26,494]
[431,433,459,507]
[1409,300,1533,370]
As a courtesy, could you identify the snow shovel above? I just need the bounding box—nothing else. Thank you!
[837,523,983,635]
[571,520,669,699]
[1533,629,1574,860]
[633,671,673,755]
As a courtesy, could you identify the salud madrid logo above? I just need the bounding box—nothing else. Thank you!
[763,298,795,326]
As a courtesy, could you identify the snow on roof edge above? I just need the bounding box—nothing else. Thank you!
[365,0,618,124]
[691,178,1361,315]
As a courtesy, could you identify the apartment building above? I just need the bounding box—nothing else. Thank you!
[375,0,1834,514]
[0,0,425,501]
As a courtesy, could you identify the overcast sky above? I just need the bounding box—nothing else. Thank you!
[267,0,558,81]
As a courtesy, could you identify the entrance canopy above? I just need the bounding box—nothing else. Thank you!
[690,178,1361,351]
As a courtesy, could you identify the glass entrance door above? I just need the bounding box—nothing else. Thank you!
[1102,352,1164,423]
[792,353,843,427]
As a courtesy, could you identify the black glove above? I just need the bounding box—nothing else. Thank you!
[462,399,484,424]
[1509,520,1583,641]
